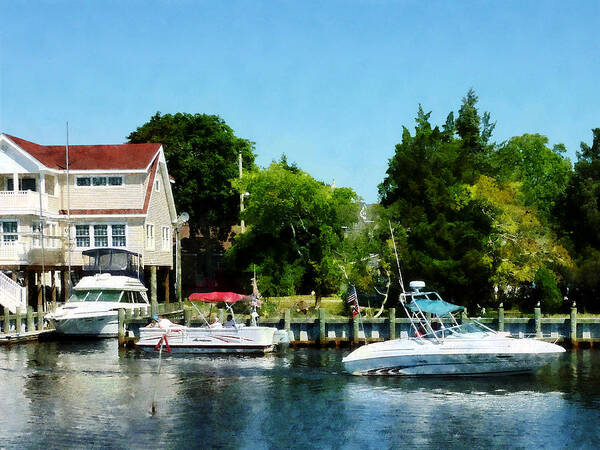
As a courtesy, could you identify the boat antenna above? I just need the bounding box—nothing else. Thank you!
[389,220,405,294]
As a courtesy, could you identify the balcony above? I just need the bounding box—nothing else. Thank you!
[0,241,65,266]
[0,190,59,215]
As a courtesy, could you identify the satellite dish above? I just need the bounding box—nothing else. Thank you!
[179,212,189,223]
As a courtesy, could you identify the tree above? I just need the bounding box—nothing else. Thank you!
[378,97,495,309]
[491,134,571,218]
[471,176,571,302]
[127,112,256,239]
[560,129,600,311]
[226,159,360,300]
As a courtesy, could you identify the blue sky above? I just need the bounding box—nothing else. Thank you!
[1,0,598,202]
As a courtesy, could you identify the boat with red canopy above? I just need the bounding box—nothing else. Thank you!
[135,291,281,354]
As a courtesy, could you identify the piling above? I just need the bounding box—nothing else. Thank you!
[570,304,578,347]
[534,306,542,337]
[16,308,22,334]
[284,309,291,332]
[498,303,504,332]
[27,306,34,332]
[4,308,10,333]
[352,317,360,345]
[389,308,396,340]
[118,309,125,345]
[184,306,192,327]
[318,309,327,346]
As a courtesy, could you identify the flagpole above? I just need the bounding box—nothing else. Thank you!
[66,122,72,298]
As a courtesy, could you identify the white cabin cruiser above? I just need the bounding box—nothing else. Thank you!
[343,281,565,376]
[136,291,283,354]
[45,248,149,337]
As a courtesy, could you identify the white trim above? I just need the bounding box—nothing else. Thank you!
[145,223,155,250]
[65,169,147,174]
[67,214,147,219]
[73,222,128,249]
[161,226,171,251]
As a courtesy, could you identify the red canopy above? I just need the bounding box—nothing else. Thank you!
[188,292,250,304]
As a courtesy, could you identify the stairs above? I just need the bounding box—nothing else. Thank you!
[0,271,27,313]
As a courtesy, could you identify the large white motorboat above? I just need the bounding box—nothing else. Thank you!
[45,248,149,337]
[135,291,285,354]
[342,281,565,376]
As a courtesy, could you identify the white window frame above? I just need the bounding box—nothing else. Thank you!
[32,220,58,248]
[145,224,155,250]
[74,223,127,248]
[161,226,171,251]
[154,178,160,192]
[0,219,19,244]
[76,175,123,187]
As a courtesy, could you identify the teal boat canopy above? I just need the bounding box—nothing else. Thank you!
[408,299,465,316]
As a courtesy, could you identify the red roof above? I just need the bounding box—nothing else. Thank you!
[5,134,161,170]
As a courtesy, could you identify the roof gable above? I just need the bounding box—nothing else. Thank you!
[4,134,161,171]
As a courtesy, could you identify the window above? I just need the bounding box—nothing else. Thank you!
[75,225,90,247]
[1,221,18,243]
[94,225,108,247]
[74,224,126,248]
[32,221,42,247]
[92,176,107,186]
[161,226,171,251]
[145,224,154,250]
[154,179,160,192]
[77,176,123,187]
[108,176,123,186]
[112,225,126,247]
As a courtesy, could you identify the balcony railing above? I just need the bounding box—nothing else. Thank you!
[0,190,59,214]
[0,241,65,266]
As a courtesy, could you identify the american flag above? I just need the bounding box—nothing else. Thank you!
[347,286,360,318]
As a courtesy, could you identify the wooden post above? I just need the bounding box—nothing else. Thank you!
[37,306,44,331]
[534,305,542,337]
[37,271,43,312]
[163,270,170,304]
[389,308,396,340]
[3,308,9,333]
[284,308,291,332]
[184,305,192,327]
[118,309,125,346]
[27,306,34,332]
[16,308,22,333]
[352,317,360,345]
[570,303,578,347]
[498,303,504,332]
[150,265,158,304]
[51,270,57,310]
[318,308,327,346]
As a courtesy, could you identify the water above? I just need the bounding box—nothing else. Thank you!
[1,342,600,449]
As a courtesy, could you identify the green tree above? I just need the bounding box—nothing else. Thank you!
[491,134,571,218]
[226,160,360,301]
[127,112,256,238]
[379,97,495,309]
[560,129,600,311]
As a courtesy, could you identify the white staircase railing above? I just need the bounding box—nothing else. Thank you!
[0,271,27,314]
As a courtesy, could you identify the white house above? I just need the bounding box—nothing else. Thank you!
[0,133,178,312]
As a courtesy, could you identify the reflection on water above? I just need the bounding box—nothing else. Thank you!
[1,343,600,449]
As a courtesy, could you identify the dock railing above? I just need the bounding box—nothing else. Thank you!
[118,303,600,348]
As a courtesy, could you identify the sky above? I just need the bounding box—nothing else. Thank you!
[1,0,598,203]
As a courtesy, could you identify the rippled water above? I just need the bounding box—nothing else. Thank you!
[1,341,600,449]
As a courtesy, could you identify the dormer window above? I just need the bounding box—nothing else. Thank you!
[155,179,160,192]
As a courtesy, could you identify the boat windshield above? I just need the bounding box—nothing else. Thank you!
[69,290,124,303]
[446,321,491,335]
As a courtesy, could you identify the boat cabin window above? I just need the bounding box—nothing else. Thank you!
[69,290,124,303]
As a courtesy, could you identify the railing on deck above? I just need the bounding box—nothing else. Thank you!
[0,190,58,213]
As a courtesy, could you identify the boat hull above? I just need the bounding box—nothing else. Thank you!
[47,312,119,337]
[342,336,566,376]
[136,326,277,354]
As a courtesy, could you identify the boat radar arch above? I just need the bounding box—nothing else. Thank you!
[409,281,426,292]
